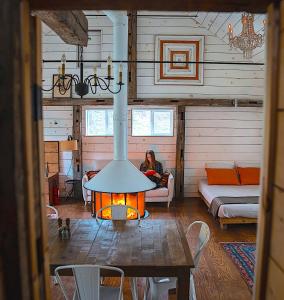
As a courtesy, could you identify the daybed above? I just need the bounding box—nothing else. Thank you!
[82,159,174,207]
[199,179,260,229]
[199,162,261,229]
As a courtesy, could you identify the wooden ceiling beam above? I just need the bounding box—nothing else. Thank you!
[42,98,263,107]
[30,0,270,13]
[128,11,137,100]
[33,10,88,46]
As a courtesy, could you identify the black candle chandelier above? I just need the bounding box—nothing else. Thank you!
[42,47,124,98]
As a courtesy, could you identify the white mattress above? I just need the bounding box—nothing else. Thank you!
[198,179,260,218]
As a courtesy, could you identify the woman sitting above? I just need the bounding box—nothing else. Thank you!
[140,150,163,186]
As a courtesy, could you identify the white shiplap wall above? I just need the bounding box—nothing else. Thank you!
[81,106,177,173]
[136,13,265,99]
[42,12,265,100]
[43,106,73,141]
[184,106,264,197]
[195,12,265,62]
[42,14,113,98]
[196,12,266,63]
[43,106,73,194]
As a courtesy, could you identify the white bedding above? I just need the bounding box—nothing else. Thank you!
[198,179,260,218]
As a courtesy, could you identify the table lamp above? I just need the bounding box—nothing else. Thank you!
[60,135,78,152]
[59,135,79,178]
[60,136,79,200]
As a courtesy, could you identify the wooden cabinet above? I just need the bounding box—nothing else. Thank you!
[46,173,59,205]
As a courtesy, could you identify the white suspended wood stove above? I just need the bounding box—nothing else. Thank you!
[84,11,155,219]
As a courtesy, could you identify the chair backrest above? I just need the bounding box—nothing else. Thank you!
[95,205,141,222]
[55,264,124,300]
[186,221,210,267]
[46,205,58,219]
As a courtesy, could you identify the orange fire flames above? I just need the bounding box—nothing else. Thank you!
[93,192,145,219]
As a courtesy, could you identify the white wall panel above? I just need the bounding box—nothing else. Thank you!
[184,106,264,197]
[42,14,113,98]
[42,12,265,101]
[43,106,73,194]
[136,13,265,99]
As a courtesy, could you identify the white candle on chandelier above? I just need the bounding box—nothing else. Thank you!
[228,23,233,35]
[107,56,112,78]
[61,54,66,76]
[93,66,97,77]
[119,63,123,83]
[93,66,97,85]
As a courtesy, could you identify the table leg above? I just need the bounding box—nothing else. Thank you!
[176,269,190,300]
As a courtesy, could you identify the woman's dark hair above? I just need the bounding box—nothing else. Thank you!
[144,150,156,169]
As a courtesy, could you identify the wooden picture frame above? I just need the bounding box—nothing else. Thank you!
[52,74,72,98]
[155,35,204,85]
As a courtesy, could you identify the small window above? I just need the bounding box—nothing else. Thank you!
[132,109,174,136]
[86,109,113,136]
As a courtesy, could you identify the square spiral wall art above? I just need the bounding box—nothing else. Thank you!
[155,35,204,85]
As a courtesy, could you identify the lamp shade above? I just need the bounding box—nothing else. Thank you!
[60,140,78,151]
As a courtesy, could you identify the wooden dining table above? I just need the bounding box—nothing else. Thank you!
[48,218,194,299]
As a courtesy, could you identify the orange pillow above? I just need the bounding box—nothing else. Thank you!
[237,167,260,185]
[206,168,240,185]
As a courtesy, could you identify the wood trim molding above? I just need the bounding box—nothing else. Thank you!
[42,98,263,107]
[32,16,52,299]
[30,0,270,13]
[72,106,82,180]
[175,106,185,199]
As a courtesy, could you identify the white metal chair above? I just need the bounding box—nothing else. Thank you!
[143,221,210,300]
[46,204,59,219]
[95,204,141,222]
[46,205,60,285]
[96,204,140,300]
[55,264,124,300]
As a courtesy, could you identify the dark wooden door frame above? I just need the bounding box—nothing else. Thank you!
[29,0,270,13]
[0,1,50,299]
[1,0,276,299]
[254,2,281,299]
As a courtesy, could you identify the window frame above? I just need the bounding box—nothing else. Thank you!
[85,108,114,136]
[131,108,174,137]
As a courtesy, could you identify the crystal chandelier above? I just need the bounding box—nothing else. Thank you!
[227,13,265,59]
[42,47,124,98]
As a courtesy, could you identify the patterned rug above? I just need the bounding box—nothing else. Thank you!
[221,242,256,292]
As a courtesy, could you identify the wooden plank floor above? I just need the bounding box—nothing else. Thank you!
[51,197,256,300]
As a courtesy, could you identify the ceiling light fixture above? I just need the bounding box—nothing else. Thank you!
[41,46,124,98]
[228,13,265,59]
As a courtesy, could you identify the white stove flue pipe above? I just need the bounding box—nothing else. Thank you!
[84,10,155,193]
[104,11,128,161]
